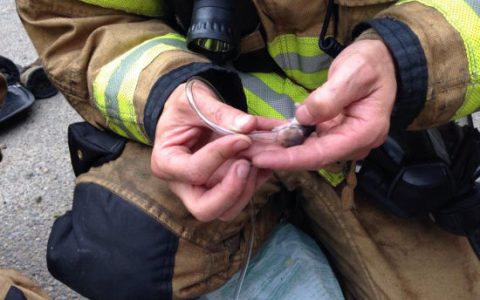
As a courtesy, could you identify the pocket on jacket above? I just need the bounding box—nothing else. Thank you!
[67,122,126,176]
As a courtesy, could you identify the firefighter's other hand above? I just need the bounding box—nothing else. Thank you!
[151,81,270,222]
[249,39,397,170]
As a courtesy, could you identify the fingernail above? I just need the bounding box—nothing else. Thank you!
[296,105,314,124]
[236,162,251,179]
[233,138,251,152]
[234,115,254,131]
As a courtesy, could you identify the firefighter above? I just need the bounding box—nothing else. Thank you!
[16,0,480,299]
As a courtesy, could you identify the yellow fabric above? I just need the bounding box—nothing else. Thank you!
[117,43,178,143]
[268,35,322,57]
[284,69,329,90]
[319,169,345,187]
[244,88,285,119]
[398,0,480,119]
[241,72,345,186]
[80,0,166,17]
[93,33,187,144]
[267,34,330,90]
[92,53,129,139]
[242,73,305,119]
[253,72,310,104]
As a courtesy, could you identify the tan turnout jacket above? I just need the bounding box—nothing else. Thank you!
[16,0,480,299]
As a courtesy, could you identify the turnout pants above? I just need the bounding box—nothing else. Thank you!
[47,135,480,300]
[0,270,49,300]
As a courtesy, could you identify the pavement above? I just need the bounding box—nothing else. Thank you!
[0,0,84,298]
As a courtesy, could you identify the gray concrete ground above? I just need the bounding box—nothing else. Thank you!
[0,0,84,298]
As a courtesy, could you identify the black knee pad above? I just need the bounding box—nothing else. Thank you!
[47,183,179,300]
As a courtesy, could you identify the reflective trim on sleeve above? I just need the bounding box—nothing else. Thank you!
[398,0,480,119]
[267,34,331,90]
[93,33,187,144]
[238,72,309,119]
[319,169,346,187]
[238,71,345,186]
[92,54,130,139]
[80,0,166,17]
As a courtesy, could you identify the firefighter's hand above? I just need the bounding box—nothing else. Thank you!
[249,39,397,170]
[151,81,270,222]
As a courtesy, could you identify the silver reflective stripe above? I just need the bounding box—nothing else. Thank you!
[104,38,187,139]
[466,0,480,14]
[157,38,188,50]
[273,53,331,73]
[239,73,297,119]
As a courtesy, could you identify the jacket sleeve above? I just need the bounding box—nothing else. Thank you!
[16,0,247,144]
[354,0,479,130]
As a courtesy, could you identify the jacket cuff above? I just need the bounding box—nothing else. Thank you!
[353,18,428,130]
[143,63,247,141]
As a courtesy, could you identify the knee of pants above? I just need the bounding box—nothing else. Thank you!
[4,286,27,300]
[47,183,179,300]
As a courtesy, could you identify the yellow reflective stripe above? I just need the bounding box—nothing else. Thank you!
[163,34,187,42]
[108,122,129,138]
[398,0,480,118]
[280,69,328,91]
[240,72,309,118]
[244,89,285,119]
[117,44,179,144]
[268,35,322,57]
[252,73,309,104]
[462,85,480,119]
[93,57,116,119]
[92,53,128,138]
[93,34,187,143]
[240,71,345,185]
[80,0,165,17]
[318,169,345,187]
[268,34,330,89]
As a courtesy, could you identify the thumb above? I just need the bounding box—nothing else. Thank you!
[296,51,377,125]
[295,81,349,125]
[188,79,256,133]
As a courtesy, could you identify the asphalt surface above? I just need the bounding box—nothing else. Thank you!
[0,0,84,298]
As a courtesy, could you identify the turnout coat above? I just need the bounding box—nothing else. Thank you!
[16,0,480,299]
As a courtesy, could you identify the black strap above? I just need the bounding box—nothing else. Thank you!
[318,0,345,58]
